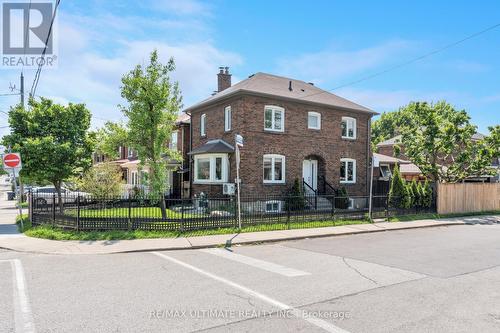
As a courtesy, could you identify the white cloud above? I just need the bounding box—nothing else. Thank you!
[276,40,417,84]
[147,0,210,16]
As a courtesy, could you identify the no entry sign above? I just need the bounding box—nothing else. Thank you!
[2,153,22,169]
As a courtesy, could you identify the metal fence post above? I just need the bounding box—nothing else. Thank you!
[128,195,132,231]
[331,194,335,220]
[287,195,291,229]
[76,195,80,231]
[52,193,56,226]
[385,195,389,220]
[180,199,185,233]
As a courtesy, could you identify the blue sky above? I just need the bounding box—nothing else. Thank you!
[1,0,499,139]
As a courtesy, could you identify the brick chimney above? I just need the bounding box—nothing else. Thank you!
[217,66,231,92]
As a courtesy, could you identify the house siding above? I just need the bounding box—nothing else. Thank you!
[190,94,372,197]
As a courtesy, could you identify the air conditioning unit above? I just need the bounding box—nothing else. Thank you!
[223,183,236,195]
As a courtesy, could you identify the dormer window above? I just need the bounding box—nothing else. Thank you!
[341,117,356,139]
[264,106,284,132]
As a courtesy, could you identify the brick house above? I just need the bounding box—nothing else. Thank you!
[184,69,377,198]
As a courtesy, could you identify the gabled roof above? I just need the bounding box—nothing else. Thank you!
[183,72,376,114]
[188,139,234,155]
[176,113,190,124]
[373,152,409,164]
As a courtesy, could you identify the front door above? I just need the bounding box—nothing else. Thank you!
[302,160,318,194]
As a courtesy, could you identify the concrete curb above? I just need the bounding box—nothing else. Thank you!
[3,215,496,255]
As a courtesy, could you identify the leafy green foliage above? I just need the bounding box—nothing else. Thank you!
[284,178,306,211]
[421,180,433,208]
[389,164,410,208]
[371,109,409,149]
[94,122,129,159]
[335,186,350,209]
[80,162,124,197]
[2,98,94,210]
[119,50,183,217]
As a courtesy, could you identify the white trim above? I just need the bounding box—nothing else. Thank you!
[341,117,357,139]
[265,200,282,213]
[194,153,229,184]
[307,111,321,130]
[200,113,206,137]
[264,105,285,132]
[263,154,286,184]
[224,106,232,132]
[340,158,356,184]
[379,163,392,178]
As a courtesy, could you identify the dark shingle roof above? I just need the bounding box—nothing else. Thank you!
[188,139,234,155]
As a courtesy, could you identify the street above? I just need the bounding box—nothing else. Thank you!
[1,194,500,333]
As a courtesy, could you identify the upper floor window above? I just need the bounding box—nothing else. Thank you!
[263,154,285,184]
[264,106,284,132]
[194,154,229,184]
[224,106,232,131]
[308,112,321,130]
[200,114,206,137]
[341,117,356,139]
[169,131,178,151]
[127,148,135,158]
[340,158,356,183]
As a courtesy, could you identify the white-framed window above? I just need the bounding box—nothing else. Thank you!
[131,171,138,185]
[264,106,285,132]
[170,131,178,151]
[340,158,356,183]
[118,146,123,158]
[263,154,285,184]
[380,164,392,178]
[224,106,231,131]
[127,148,134,158]
[341,117,356,139]
[308,112,321,130]
[194,154,229,184]
[200,114,206,137]
[265,200,282,213]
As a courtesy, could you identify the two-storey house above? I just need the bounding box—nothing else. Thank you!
[184,68,377,198]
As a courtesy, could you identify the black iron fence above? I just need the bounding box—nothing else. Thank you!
[29,192,436,232]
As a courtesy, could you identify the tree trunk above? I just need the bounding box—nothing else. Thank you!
[54,181,64,213]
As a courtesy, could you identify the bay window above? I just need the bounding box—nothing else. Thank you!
[340,158,356,183]
[194,154,229,183]
[263,154,285,184]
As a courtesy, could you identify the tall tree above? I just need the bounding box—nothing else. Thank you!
[371,109,408,148]
[2,98,94,211]
[119,50,182,218]
[94,121,129,159]
[398,101,493,183]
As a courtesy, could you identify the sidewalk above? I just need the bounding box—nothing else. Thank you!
[1,205,498,254]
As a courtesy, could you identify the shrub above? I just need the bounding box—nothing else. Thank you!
[335,186,350,209]
[284,178,306,211]
[81,163,124,197]
[389,164,410,209]
[410,180,420,207]
[421,180,433,208]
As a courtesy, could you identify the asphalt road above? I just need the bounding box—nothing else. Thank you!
[1,223,500,332]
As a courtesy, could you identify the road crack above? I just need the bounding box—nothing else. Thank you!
[342,257,379,285]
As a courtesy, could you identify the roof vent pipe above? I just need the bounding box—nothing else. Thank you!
[288,80,293,91]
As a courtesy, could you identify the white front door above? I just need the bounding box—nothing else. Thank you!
[302,160,318,194]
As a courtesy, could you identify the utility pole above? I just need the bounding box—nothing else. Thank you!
[20,72,25,108]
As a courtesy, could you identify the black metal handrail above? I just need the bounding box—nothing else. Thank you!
[302,178,318,209]
[319,175,337,196]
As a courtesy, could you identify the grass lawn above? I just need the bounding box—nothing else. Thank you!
[388,210,500,222]
[65,207,193,219]
[19,215,367,241]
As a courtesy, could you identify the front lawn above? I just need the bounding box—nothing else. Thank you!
[65,207,194,219]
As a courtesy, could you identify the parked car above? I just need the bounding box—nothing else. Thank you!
[31,186,90,206]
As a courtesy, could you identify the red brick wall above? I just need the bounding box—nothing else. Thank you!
[190,94,372,197]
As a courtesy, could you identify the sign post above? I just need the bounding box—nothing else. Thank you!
[368,154,378,221]
[235,135,244,230]
[2,153,23,230]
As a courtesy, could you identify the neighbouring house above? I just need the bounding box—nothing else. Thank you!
[373,153,423,182]
[376,134,499,183]
[91,114,191,197]
[184,68,377,203]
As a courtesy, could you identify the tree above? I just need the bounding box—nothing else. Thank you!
[371,109,409,149]
[389,164,410,209]
[94,122,129,159]
[398,101,490,183]
[335,186,350,209]
[120,50,182,218]
[80,163,124,197]
[421,180,433,208]
[2,98,94,211]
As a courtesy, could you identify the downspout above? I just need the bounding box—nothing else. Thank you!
[367,117,371,196]
[187,111,193,199]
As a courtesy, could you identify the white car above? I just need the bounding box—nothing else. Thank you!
[32,186,90,206]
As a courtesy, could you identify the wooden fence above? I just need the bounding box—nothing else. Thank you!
[437,183,500,215]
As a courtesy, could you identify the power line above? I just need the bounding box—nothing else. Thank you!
[0,93,20,97]
[30,0,61,97]
[301,22,500,99]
